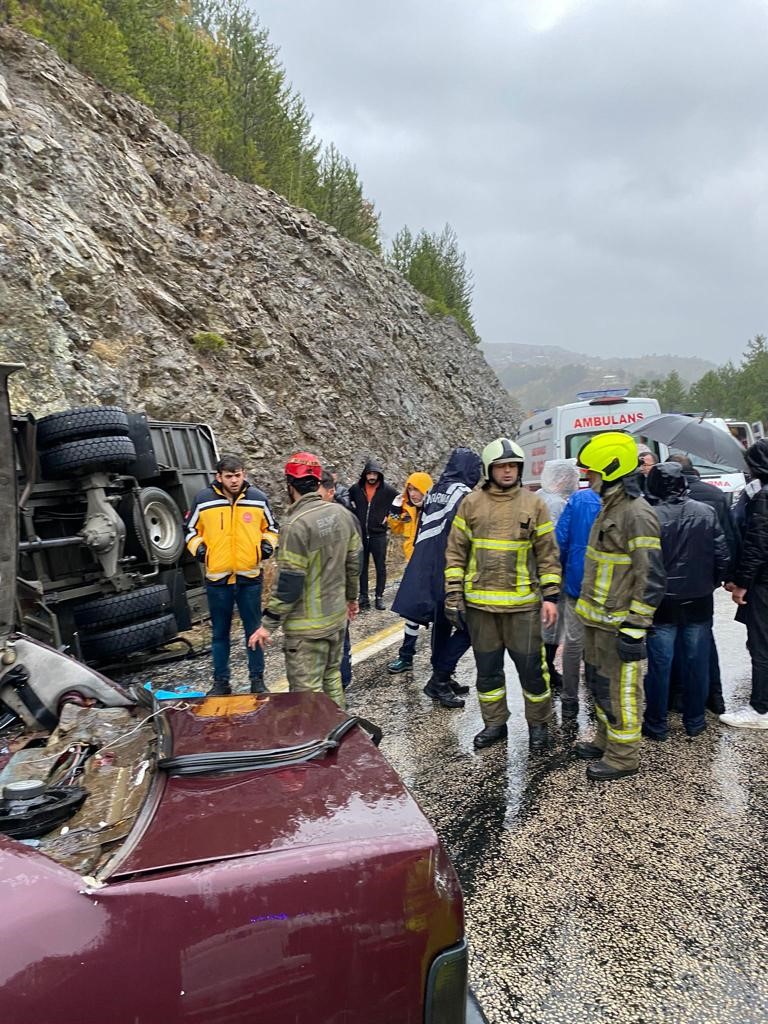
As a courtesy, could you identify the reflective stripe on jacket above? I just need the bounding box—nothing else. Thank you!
[185,481,277,583]
[263,493,362,638]
[444,484,561,613]
[576,475,665,631]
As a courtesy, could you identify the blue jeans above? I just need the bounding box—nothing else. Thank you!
[644,621,711,738]
[206,578,263,683]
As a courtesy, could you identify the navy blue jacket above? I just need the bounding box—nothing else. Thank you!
[392,448,482,624]
[556,488,601,599]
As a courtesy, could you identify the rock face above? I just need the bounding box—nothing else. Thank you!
[0,29,518,497]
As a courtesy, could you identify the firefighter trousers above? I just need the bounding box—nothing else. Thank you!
[465,607,552,727]
[284,628,346,709]
[583,625,642,770]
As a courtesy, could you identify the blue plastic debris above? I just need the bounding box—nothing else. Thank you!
[143,681,205,701]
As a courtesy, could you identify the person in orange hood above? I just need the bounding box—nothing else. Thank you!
[387,472,436,674]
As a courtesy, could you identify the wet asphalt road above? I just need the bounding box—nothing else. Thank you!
[124,589,768,1024]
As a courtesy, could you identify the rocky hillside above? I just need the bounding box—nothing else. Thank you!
[0,29,518,497]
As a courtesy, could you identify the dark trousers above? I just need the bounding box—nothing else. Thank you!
[645,621,711,737]
[431,602,472,675]
[360,533,387,599]
[744,583,768,714]
[398,621,421,661]
[340,625,352,690]
[206,578,263,683]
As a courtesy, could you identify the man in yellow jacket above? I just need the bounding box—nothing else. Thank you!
[444,438,561,752]
[387,471,434,674]
[186,455,278,696]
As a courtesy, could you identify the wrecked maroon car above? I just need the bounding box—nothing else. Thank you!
[0,364,486,1024]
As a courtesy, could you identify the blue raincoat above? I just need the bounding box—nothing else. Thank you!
[392,448,482,625]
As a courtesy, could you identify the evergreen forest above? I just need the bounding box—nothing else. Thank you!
[5,0,479,339]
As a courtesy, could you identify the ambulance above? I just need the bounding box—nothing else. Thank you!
[516,391,663,488]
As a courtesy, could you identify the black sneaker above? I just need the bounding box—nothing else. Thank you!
[374,597,386,610]
[207,680,232,697]
[250,677,269,694]
[387,657,413,674]
[359,597,371,611]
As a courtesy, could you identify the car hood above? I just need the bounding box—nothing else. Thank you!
[109,693,434,879]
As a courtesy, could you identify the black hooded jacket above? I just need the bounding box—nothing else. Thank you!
[348,459,397,538]
[647,463,731,623]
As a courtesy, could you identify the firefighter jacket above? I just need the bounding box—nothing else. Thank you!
[576,473,666,632]
[387,472,434,561]
[444,483,561,613]
[262,492,362,639]
[186,481,278,584]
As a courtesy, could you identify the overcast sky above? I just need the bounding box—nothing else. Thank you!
[252,0,768,363]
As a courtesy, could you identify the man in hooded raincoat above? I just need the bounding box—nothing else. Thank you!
[392,448,482,709]
[349,458,397,610]
[386,471,434,674]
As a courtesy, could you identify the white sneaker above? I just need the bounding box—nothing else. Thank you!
[719,706,768,730]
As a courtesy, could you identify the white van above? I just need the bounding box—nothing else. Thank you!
[516,392,663,488]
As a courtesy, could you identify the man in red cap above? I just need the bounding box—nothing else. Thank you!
[249,452,362,706]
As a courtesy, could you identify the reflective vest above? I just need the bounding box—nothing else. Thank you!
[264,493,363,638]
[186,481,277,584]
[576,479,665,631]
[444,484,561,612]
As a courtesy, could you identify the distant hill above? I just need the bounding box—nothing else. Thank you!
[483,342,716,413]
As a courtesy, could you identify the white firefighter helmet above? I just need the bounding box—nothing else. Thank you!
[481,437,525,482]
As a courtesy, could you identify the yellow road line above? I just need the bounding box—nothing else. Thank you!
[269,621,405,693]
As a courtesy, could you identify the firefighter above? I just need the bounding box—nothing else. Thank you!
[574,432,666,780]
[248,452,362,707]
[444,438,562,752]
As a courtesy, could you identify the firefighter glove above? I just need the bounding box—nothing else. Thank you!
[617,626,647,662]
[195,543,207,565]
[444,593,466,631]
[260,539,274,560]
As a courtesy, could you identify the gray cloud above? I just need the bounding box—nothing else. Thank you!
[252,0,768,361]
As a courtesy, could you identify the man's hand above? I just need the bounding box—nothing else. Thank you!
[724,581,736,593]
[260,539,274,560]
[444,593,466,631]
[195,543,207,565]
[347,600,359,622]
[248,626,272,650]
[731,585,748,606]
[541,600,558,629]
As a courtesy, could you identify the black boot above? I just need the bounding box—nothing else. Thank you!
[249,676,269,694]
[529,723,550,753]
[586,759,638,781]
[545,644,563,691]
[359,594,371,611]
[574,740,604,760]
[561,698,579,720]
[706,678,726,715]
[473,723,508,749]
[449,679,470,696]
[374,596,386,610]
[423,673,465,709]
[207,679,232,696]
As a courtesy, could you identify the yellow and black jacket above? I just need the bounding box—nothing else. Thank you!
[576,475,665,632]
[444,483,561,612]
[387,471,434,562]
[185,480,278,584]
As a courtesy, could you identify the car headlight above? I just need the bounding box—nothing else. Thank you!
[424,938,468,1024]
